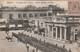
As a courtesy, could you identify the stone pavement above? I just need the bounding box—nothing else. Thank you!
[0,31,42,52]
[0,39,27,52]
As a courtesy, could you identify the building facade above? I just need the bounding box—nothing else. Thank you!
[45,15,80,43]
[0,5,80,43]
[0,5,54,27]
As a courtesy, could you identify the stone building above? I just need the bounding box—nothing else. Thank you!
[45,14,80,43]
[0,5,64,30]
[0,5,54,27]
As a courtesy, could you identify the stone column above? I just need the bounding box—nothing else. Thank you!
[74,33,77,42]
[21,13,23,19]
[56,27,58,39]
[27,13,29,19]
[60,27,62,40]
[64,27,67,40]
[45,24,48,37]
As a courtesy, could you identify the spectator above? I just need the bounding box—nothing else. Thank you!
[32,49,35,52]
[56,44,57,47]
[63,45,65,48]
[26,45,29,52]
[69,49,71,52]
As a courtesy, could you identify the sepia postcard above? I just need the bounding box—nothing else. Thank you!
[0,0,80,52]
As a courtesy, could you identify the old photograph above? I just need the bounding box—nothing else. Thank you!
[0,0,80,52]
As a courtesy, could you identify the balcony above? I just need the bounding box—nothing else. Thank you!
[67,18,80,23]
[52,17,66,23]
[52,16,80,24]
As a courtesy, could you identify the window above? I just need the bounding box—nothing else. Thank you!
[44,13,47,16]
[53,32,56,37]
[0,14,2,18]
[35,13,38,17]
[23,13,26,17]
[18,14,22,18]
[57,27,60,38]
[53,28,56,31]
[53,28,56,38]
[9,14,13,19]
[29,13,33,17]
[75,29,78,32]
[48,12,52,16]
[40,13,47,17]
[49,25,52,31]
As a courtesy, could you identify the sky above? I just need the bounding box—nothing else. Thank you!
[0,0,68,10]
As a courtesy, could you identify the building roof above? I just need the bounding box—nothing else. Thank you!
[0,5,65,12]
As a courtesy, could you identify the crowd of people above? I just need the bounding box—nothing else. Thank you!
[10,32,71,52]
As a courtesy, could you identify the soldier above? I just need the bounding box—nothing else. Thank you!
[26,43,29,52]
